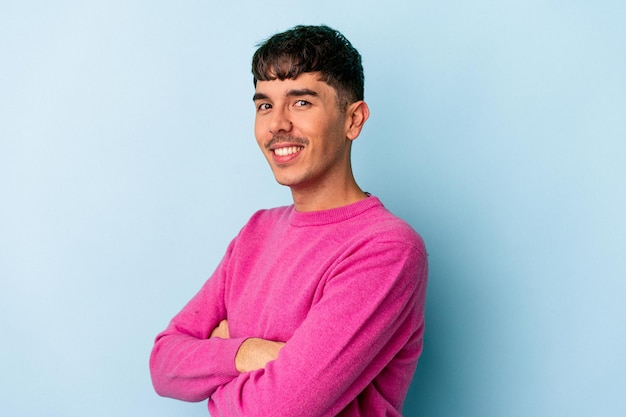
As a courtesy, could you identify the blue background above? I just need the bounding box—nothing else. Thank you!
[1,1,624,416]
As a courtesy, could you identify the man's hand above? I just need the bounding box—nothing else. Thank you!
[209,320,285,373]
[235,338,285,373]
[210,319,230,339]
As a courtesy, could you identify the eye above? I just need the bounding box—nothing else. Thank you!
[294,99,310,107]
[257,102,272,111]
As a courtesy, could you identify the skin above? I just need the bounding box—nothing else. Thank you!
[210,72,370,372]
[210,320,284,373]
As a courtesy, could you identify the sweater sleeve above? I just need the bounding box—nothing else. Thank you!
[149,239,247,402]
[208,239,428,417]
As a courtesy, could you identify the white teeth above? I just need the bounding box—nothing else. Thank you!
[274,146,302,156]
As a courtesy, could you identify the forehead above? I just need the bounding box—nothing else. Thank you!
[254,72,336,99]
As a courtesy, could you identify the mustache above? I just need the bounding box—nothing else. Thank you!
[266,135,309,150]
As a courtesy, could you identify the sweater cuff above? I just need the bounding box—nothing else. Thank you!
[212,336,248,376]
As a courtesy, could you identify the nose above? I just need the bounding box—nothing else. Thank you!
[268,107,292,134]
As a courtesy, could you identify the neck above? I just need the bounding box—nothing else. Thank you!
[290,175,368,212]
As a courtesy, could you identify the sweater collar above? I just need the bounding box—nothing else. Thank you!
[288,195,382,227]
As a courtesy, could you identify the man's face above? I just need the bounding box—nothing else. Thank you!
[253,72,353,191]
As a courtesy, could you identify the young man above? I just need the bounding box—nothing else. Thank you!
[150,25,428,416]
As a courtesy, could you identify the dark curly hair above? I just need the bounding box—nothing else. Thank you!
[252,25,364,111]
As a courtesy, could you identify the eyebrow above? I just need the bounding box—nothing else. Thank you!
[252,88,319,101]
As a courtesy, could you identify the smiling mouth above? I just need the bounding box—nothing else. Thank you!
[273,146,304,156]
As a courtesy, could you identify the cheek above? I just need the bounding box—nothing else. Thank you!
[254,119,267,146]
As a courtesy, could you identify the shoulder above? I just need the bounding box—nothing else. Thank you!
[353,202,426,255]
[244,205,292,227]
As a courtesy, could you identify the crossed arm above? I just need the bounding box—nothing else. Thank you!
[150,241,426,416]
[210,319,285,373]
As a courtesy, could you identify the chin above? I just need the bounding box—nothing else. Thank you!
[269,168,296,186]
[273,176,296,187]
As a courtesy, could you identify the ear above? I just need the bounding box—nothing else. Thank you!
[345,101,370,141]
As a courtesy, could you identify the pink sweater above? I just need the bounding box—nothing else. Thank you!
[150,196,428,416]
